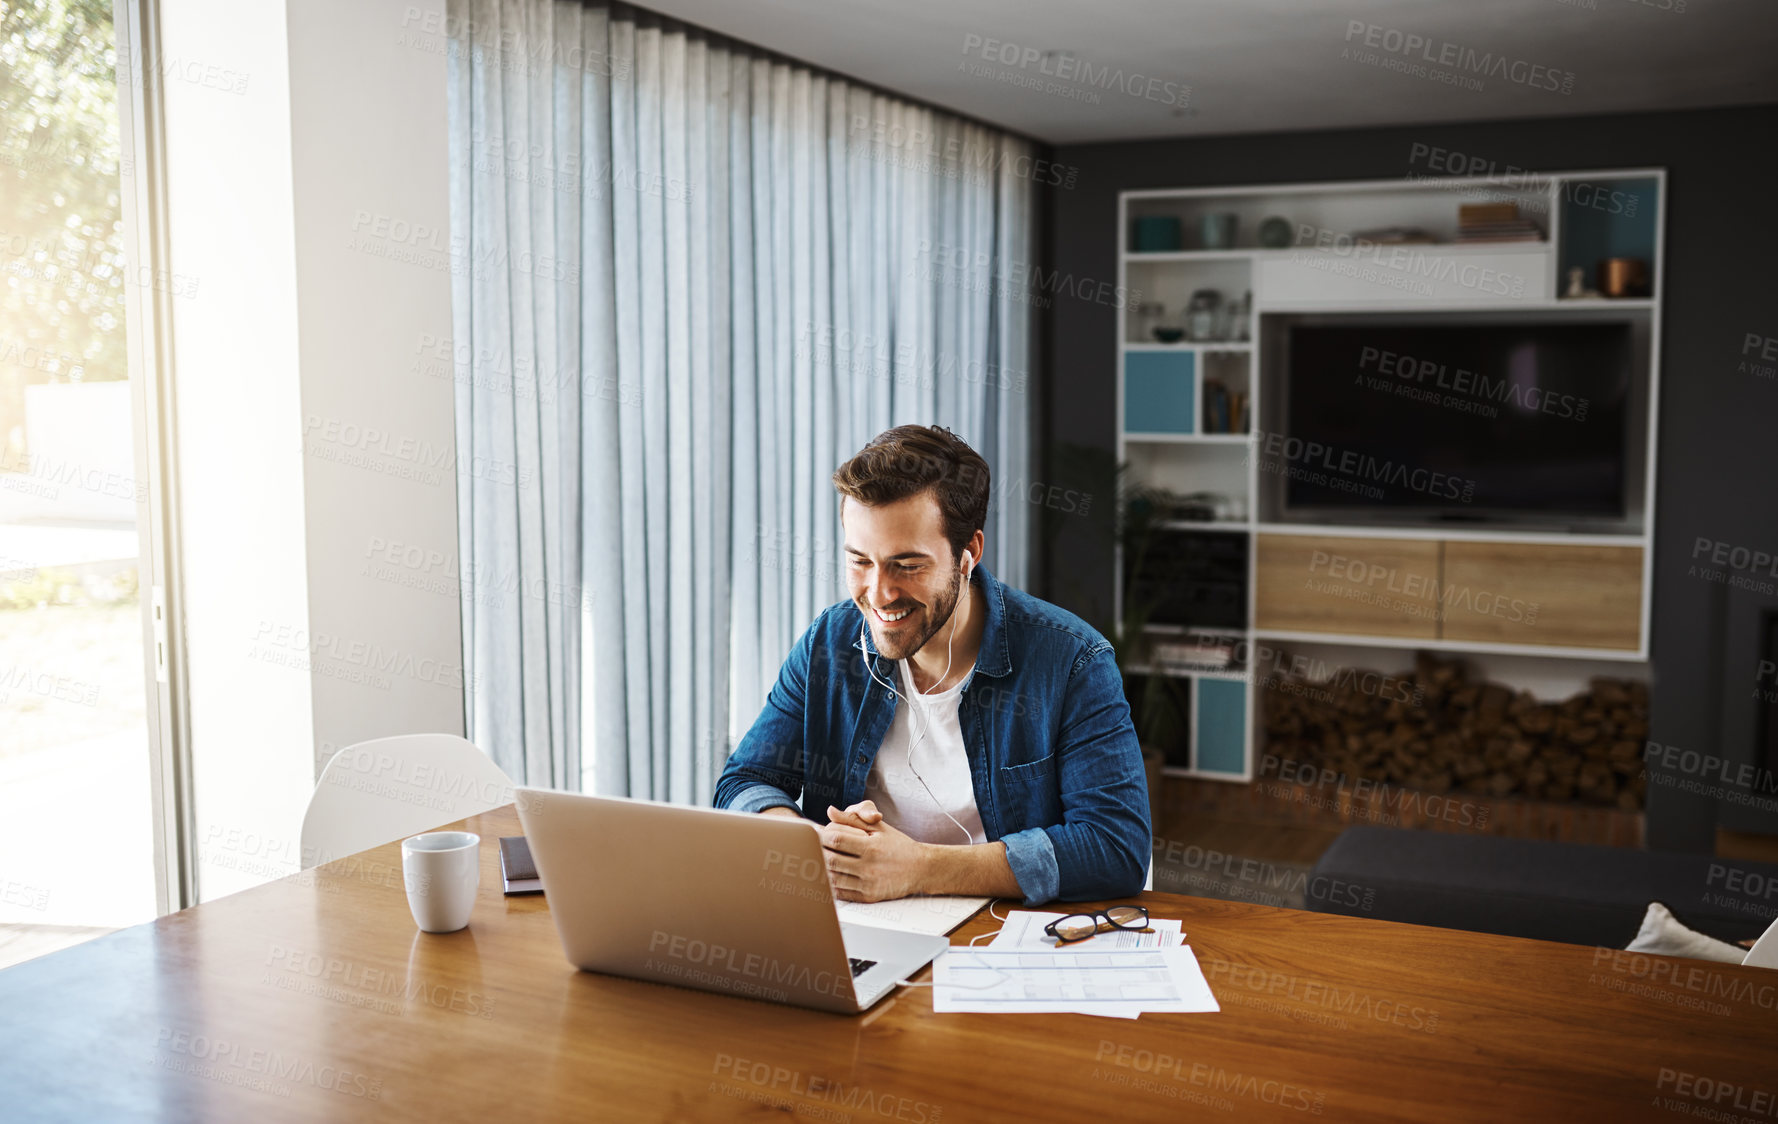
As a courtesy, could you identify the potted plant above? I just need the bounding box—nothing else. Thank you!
[1111,478,1190,830]
[1042,443,1186,831]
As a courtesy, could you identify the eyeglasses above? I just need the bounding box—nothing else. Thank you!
[1043,905,1152,945]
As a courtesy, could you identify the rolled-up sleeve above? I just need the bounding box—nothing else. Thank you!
[714,627,814,817]
[1000,827,1061,905]
[725,782,802,816]
[1012,642,1150,905]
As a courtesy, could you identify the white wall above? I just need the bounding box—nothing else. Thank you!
[285,0,465,776]
[160,0,313,900]
[160,0,462,901]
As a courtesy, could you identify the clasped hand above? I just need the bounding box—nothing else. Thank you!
[819,800,928,903]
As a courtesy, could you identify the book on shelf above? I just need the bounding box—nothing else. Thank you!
[1152,638,1239,671]
[1455,201,1544,243]
[1203,378,1226,433]
[1201,379,1247,435]
[1349,225,1434,244]
[1458,202,1519,224]
[1455,226,1544,243]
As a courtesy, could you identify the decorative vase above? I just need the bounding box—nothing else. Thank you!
[1200,212,1238,250]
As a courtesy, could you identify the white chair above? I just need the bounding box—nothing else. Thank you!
[1744,917,1778,970]
[300,734,517,868]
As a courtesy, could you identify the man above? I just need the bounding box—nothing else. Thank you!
[714,425,1149,905]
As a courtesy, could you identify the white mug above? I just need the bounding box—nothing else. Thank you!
[401,831,480,933]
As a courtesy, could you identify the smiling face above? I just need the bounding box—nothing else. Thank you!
[842,490,976,663]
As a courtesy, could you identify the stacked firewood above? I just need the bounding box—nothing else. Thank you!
[1260,653,1649,809]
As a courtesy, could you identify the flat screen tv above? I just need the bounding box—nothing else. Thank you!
[1279,320,1632,523]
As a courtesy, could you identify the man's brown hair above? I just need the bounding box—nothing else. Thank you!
[832,425,989,562]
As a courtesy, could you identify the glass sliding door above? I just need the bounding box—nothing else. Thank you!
[0,0,164,967]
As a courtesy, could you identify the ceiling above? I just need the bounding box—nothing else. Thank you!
[641,0,1778,144]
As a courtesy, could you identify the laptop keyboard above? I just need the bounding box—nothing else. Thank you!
[848,958,877,978]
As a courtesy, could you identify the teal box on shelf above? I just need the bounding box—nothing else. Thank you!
[1195,679,1246,775]
[1124,350,1194,433]
[1131,216,1182,252]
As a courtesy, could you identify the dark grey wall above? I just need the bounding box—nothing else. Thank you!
[1036,103,1778,851]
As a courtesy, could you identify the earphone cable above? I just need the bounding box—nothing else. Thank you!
[856,566,975,845]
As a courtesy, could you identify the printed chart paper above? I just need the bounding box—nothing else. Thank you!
[987,910,1184,951]
[932,946,1221,1017]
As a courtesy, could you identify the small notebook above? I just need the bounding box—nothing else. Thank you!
[834,895,990,936]
[499,836,544,895]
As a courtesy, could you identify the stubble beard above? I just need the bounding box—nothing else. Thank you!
[864,567,963,663]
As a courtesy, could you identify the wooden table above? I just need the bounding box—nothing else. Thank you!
[4,804,1775,1122]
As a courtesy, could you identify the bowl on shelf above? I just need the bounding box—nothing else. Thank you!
[1258,216,1293,248]
[1151,326,1185,344]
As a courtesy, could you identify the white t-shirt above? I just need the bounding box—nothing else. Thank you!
[863,657,987,845]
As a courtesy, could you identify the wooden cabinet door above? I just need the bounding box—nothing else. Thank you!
[1439,542,1643,651]
[1254,534,1441,639]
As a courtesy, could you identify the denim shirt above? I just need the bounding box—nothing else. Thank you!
[713,564,1150,905]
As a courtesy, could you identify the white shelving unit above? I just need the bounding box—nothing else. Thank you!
[1115,168,1666,782]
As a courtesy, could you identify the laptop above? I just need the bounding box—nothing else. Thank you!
[515,787,951,1013]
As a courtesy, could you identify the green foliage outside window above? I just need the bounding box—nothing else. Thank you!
[0,0,125,457]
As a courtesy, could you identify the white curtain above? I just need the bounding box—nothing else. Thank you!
[449,0,1034,799]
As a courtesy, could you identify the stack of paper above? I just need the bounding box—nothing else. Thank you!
[934,911,1218,1018]
[987,910,1184,951]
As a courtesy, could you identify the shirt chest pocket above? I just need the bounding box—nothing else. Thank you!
[997,754,1060,830]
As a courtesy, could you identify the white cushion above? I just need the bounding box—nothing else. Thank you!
[1624,901,1746,964]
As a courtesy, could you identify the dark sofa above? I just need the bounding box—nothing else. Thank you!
[1308,825,1778,948]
